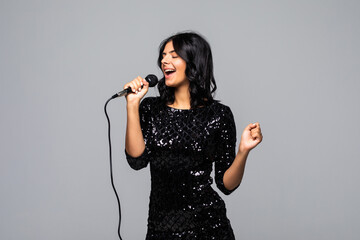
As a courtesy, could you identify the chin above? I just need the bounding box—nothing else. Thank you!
[165,79,176,87]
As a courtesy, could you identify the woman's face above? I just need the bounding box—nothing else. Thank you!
[161,41,189,88]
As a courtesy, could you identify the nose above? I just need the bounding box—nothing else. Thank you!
[161,54,170,64]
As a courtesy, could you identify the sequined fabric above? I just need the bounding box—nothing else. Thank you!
[125,97,238,239]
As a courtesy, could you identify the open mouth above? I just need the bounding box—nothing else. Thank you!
[164,68,176,78]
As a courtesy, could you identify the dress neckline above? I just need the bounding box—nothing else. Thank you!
[166,105,192,111]
[165,102,213,112]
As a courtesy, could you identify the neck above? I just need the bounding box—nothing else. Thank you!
[171,84,191,109]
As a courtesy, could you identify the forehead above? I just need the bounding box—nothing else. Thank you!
[163,40,175,53]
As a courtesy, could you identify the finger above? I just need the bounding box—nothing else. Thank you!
[255,122,261,131]
[254,122,262,139]
[250,125,260,135]
[142,78,149,88]
[250,126,261,133]
[246,123,257,131]
[136,78,148,93]
[250,127,262,135]
[251,130,263,143]
[123,83,130,90]
[253,122,261,128]
[124,79,139,93]
[134,77,144,93]
[128,82,137,93]
[123,80,134,90]
[137,76,150,93]
[252,131,261,139]
[134,77,142,93]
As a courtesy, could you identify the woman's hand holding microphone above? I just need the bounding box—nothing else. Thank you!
[123,76,150,105]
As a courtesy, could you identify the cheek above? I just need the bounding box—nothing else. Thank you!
[178,62,187,75]
[180,67,186,76]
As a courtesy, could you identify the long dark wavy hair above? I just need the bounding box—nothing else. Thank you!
[157,31,218,109]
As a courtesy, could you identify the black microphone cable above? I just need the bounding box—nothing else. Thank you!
[104,97,123,240]
[104,74,158,239]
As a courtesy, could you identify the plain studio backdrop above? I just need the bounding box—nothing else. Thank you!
[1,0,359,239]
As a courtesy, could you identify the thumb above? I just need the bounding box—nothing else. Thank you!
[142,78,149,89]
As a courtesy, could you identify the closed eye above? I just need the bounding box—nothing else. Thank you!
[162,50,177,57]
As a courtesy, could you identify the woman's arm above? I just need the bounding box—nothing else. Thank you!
[124,76,149,157]
[223,123,263,191]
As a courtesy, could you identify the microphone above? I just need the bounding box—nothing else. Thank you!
[111,74,158,99]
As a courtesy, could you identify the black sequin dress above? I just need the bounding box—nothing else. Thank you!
[125,97,238,239]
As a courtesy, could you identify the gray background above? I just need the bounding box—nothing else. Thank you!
[1,0,359,239]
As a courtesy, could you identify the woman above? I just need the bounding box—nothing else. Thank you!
[124,32,262,239]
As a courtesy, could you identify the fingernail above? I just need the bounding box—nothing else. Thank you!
[135,90,138,94]
[138,87,141,91]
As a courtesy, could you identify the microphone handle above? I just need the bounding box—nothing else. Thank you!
[111,87,131,99]
[110,74,158,99]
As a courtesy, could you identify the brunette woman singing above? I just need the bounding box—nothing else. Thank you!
[124,32,263,239]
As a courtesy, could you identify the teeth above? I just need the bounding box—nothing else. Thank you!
[165,69,175,73]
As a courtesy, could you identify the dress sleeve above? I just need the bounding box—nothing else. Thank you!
[125,97,153,170]
[214,106,239,195]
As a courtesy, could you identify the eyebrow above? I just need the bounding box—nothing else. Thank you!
[162,50,176,55]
